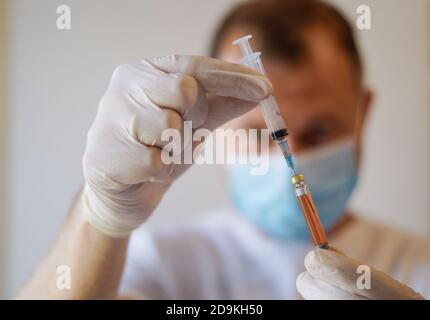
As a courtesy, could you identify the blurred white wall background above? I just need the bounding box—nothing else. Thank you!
[0,0,429,298]
[0,0,8,298]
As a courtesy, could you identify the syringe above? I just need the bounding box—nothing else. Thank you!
[233,35,329,249]
[232,35,296,173]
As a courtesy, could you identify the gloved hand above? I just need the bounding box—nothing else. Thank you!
[82,55,272,237]
[296,247,424,300]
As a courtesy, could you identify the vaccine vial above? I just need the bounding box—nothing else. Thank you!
[292,174,328,248]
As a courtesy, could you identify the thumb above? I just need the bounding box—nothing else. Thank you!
[202,95,258,131]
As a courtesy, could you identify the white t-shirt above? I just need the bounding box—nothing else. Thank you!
[120,208,430,299]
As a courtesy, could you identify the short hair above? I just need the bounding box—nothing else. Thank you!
[210,0,363,80]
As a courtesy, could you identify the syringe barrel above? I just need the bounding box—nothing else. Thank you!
[239,52,265,73]
[259,96,288,136]
[234,41,288,139]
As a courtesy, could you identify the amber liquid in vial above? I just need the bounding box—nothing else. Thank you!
[296,188,328,247]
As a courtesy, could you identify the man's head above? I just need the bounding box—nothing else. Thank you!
[210,0,372,158]
[212,0,373,240]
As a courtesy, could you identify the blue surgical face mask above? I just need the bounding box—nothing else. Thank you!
[227,138,358,240]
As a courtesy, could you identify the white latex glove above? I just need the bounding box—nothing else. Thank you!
[296,247,424,300]
[82,55,272,237]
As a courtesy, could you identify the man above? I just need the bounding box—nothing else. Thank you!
[18,0,429,299]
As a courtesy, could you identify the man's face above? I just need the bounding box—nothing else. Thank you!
[217,27,371,156]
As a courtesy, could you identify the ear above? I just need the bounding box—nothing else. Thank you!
[355,87,373,134]
[354,87,373,165]
[361,87,374,123]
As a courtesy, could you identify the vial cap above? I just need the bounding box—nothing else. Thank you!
[291,174,305,184]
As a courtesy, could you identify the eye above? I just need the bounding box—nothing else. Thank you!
[300,122,337,147]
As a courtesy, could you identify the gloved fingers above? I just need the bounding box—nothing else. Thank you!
[114,62,209,128]
[139,65,209,127]
[181,79,208,128]
[148,55,273,102]
[304,248,424,300]
[296,272,366,300]
[125,87,185,149]
[84,132,173,186]
[141,72,200,116]
[203,95,258,131]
